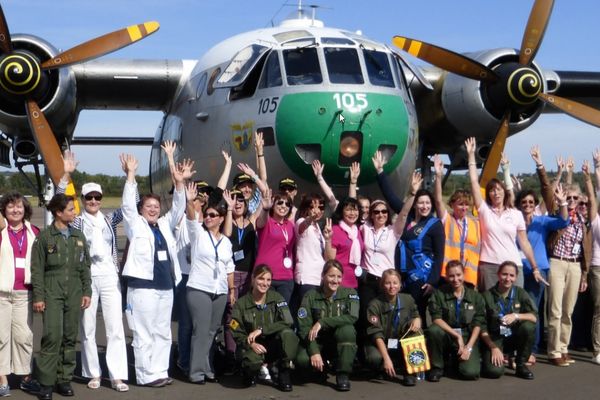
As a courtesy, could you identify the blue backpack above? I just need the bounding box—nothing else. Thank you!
[399,217,439,282]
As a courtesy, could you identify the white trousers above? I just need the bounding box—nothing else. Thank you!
[80,274,128,380]
[0,290,33,375]
[125,287,173,385]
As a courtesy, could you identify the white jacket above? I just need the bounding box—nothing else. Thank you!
[121,181,185,286]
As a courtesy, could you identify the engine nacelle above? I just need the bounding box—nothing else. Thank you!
[0,34,77,145]
[441,48,545,144]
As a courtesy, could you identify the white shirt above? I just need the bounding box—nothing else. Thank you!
[186,219,235,294]
[294,217,325,286]
[360,223,401,277]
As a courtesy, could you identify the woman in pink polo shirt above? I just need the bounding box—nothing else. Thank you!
[0,192,40,397]
[466,138,543,291]
[255,188,296,303]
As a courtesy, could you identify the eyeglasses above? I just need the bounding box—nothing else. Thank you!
[205,212,221,219]
[276,200,290,207]
[520,200,535,205]
[567,196,579,201]
[579,202,589,207]
[372,209,388,215]
[234,196,245,203]
[84,195,102,201]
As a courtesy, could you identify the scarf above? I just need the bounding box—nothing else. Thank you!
[81,209,112,263]
[339,220,361,266]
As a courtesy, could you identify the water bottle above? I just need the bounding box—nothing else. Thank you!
[417,371,425,381]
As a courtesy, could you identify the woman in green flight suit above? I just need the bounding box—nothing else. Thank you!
[230,264,298,392]
[426,260,485,382]
[480,261,537,380]
[365,269,422,386]
[296,259,359,392]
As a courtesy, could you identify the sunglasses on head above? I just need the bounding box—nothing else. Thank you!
[205,212,221,219]
[276,200,290,207]
[372,209,388,215]
[84,194,102,201]
[567,196,579,201]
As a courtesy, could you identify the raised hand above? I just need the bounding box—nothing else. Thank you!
[433,154,444,177]
[350,161,360,183]
[500,152,510,167]
[582,159,591,176]
[222,149,232,165]
[566,156,575,173]
[254,131,264,153]
[530,145,542,165]
[161,140,177,157]
[556,155,565,172]
[119,153,138,174]
[312,160,324,178]
[554,183,567,204]
[464,137,476,156]
[593,148,600,169]
[62,150,79,174]
[177,158,197,181]
[185,181,198,202]
[372,150,387,173]
[322,218,333,241]
[237,162,257,178]
[261,186,273,210]
[411,171,423,194]
[222,189,235,209]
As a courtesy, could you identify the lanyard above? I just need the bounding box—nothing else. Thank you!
[233,220,245,244]
[316,224,325,254]
[391,296,401,337]
[208,232,223,264]
[455,288,464,325]
[278,221,290,256]
[150,224,162,247]
[9,228,26,255]
[458,218,467,263]
[497,287,515,317]
[373,227,387,253]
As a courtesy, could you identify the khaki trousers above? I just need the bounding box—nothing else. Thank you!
[547,258,581,359]
[0,290,33,375]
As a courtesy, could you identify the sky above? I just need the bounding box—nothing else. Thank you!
[2,0,600,176]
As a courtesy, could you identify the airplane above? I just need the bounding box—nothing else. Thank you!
[0,0,600,205]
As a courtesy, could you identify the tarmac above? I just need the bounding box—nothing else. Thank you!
[5,207,598,400]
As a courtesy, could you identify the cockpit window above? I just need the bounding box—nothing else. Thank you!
[216,44,270,87]
[283,47,322,85]
[324,47,364,84]
[321,37,355,45]
[363,49,395,88]
[258,51,282,89]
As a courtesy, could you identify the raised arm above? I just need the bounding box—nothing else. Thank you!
[119,153,140,225]
[465,137,483,209]
[565,156,574,185]
[255,131,267,183]
[500,153,514,207]
[185,181,198,221]
[348,162,360,199]
[222,189,235,237]
[216,150,233,190]
[237,163,267,195]
[312,160,338,210]
[255,186,272,229]
[593,149,600,199]
[530,145,554,214]
[161,140,177,184]
[322,218,336,260]
[393,171,421,236]
[372,150,403,213]
[583,160,597,222]
[57,150,79,195]
[432,155,447,220]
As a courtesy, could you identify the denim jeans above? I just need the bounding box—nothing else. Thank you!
[524,269,548,354]
[174,274,192,372]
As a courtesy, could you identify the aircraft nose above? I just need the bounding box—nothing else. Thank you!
[275,92,412,185]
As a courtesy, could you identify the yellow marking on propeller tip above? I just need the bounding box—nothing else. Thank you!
[394,37,407,49]
[407,40,422,57]
[144,21,159,34]
[127,25,143,41]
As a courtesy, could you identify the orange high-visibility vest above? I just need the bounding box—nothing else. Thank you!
[441,215,481,286]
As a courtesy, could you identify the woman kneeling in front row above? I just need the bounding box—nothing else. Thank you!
[364,269,422,386]
[427,260,485,381]
[480,261,537,380]
[230,264,298,391]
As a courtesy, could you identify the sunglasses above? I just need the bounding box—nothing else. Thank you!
[567,196,579,201]
[84,194,102,201]
[205,212,221,219]
[234,196,245,203]
[520,200,535,205]
[276,200,290,207]
[372,209,388,215]
[280,187,295,192]
[579,202,589,207]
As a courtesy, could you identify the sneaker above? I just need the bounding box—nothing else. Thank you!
[20,377,41,393]
[0,384,10,397]
[258,365,272,382]
[592,354,600,365]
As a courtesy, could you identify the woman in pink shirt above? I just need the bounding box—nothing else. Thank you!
[0,192,40,396]
[255,188,296,303]
[466,138,542,291]
[324,197,365,289]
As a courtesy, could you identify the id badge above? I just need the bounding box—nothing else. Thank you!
[387,338,399,349]
[453,328,462,336]
[500,325,513,337]
[233,250,245,262]
[572,243,581,256]
[158,250,168,261]
[371,252,382,266]
[15,258,26,269]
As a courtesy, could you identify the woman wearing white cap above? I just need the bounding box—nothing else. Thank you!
[57,151,131,392]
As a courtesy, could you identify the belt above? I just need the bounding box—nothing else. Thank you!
[365,273,381,282]
[551,256,581,263]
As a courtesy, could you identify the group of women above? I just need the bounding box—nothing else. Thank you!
[1,135,600,397]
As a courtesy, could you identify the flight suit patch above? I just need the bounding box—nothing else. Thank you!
[229,319,239,331]
[297,307,307,319]
[77,240,84,247]
[369,315,379,324]
[47,244,57,254]
[277,301,288,308]
[348,294,359,300]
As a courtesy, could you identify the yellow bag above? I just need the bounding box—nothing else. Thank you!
[400,334,430,374]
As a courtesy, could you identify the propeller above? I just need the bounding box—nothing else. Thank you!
[0,4,158,184]
[392,0,600,188]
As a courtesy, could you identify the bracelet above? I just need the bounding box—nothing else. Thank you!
[536,164,543,169]
[228,287,235,290]
[258,154,264,157]
[350,180,357,184]
[514,313,519,320]
[466,347,472,353]
[409,192,416,196]
[468,162,476,166]
[263,207,270,211]
[559,202,568,207]
[227,208,233,212]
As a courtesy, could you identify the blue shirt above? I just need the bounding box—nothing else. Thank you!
[520,214,569,273]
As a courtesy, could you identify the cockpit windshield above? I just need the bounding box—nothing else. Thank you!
[324,47,364,84]
[216,44,270,87]
[363,49,395,87]
[283,47,323,85]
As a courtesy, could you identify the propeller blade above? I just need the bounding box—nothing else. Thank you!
[41,21,159,70]
[519,0,554,65]
[479,112,511,189]
[539,93,600,128]
[392,36,498,83]
[0,5,13,54]
[25,100,64,185]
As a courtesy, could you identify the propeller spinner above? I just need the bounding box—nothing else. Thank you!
[393,0,600,188]
[0,4,158,184]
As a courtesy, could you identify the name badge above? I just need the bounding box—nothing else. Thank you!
[15,258,26,269]
[387,338,399,349]
[453,328,462,336]
[158,250,168,261]
[283,257,293,269]
[572,243,581,256]
[233,250,245,262]
[371,252,383,266]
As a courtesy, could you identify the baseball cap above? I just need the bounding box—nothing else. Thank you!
[233,173,254,187]
[81,182,102,196]
[279,177,297,190]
